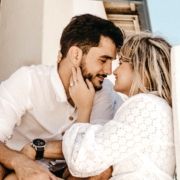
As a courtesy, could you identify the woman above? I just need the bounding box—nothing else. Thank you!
[63,32,175,180]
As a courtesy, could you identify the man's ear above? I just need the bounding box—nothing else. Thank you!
[68,46,82,66]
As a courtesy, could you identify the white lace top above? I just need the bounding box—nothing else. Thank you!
[63,93,175,180]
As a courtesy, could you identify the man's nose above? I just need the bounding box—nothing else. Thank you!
[103,63,112,75]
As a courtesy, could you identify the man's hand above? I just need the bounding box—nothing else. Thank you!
[0,141,60,180]
[62,167,112,180]
[0,163,8,180]
[13,156,59,180]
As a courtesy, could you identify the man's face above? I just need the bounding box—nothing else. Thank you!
[80,36,116,91]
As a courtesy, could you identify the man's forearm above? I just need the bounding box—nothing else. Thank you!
[0,141,29,170]
[0,140,64,168]
[45,140,64,159]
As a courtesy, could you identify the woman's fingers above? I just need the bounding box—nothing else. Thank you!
[71,67,78,83]
[86,79,95,93]
[71,67,87,87]
[69,76,73,96]
[69,76,74,87]
[70,67,94,95]
[48,171,59,180]
[76,67,84,83]
[62,167,71,179]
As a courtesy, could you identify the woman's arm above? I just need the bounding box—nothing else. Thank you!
[63,95,168,177]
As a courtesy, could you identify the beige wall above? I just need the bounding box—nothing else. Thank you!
[0,0,44,82]
[0,0,106,82]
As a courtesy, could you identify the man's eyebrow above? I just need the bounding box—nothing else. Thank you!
[100,55,115,60]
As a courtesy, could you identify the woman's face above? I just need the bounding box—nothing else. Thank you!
[113,59,133,96]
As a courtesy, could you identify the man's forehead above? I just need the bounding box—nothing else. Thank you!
[100,55,116,61]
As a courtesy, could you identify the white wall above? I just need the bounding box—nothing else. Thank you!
[42,0,107,65]
[0,0,107,82]
[171,45,180,179]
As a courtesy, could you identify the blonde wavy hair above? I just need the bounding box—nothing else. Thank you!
[119,32,172,106]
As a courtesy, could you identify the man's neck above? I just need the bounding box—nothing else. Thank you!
[58,60,72,101]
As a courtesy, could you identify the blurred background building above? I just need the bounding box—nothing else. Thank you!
[103,0,180,45]
[103,1,150,36]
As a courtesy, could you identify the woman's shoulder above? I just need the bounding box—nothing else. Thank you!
[115,93,171,117]
[126,93,170,107]
[135,93,171,108]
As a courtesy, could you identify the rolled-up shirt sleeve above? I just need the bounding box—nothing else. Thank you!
[62,95,172,177]
[0,67,31,143]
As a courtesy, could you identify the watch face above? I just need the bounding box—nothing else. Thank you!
[33,139,45,147]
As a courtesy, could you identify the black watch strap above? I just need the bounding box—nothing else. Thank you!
[35,147,44,160]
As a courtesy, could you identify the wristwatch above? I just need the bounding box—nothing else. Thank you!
[31,138,46,160]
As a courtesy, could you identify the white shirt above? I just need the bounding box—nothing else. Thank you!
[0,64,123,151]
[63,93,175,180]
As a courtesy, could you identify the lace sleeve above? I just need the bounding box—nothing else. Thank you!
[63,94,172,177]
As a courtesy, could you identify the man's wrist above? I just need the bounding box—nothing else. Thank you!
[31,139,46,160]
[21,141,65,160]
[20,143,36,160]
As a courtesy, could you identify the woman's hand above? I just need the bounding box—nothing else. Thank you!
[69,67,95,123]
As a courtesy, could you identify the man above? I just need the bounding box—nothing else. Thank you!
[0,14,124,180]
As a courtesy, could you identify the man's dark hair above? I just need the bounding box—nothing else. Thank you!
[60,14,124,60]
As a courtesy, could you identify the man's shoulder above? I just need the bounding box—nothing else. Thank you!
[12,64,55,79]
[21,64,54,74]
[103,78,114,86]
[101,79,114,91]
[2,65,56,86]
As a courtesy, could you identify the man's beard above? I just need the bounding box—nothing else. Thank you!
[80,59,106,91]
